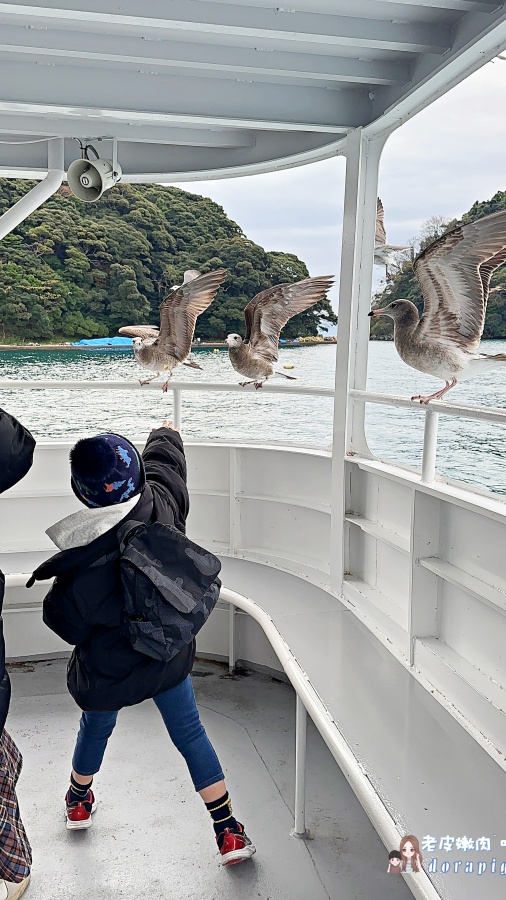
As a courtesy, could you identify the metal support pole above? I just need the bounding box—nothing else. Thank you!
[421,408,439,484]
[228,603,237,675]
[112,138,119,177]
[172,387,182,430]
[0,139,65,240]
[291,694,308,838]
[330,128,388,595]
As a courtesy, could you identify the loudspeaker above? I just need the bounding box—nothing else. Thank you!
[67,158,122,202]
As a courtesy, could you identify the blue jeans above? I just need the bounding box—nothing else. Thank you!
[72,675,224,792]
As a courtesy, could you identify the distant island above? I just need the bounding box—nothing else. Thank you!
[0,181,336,345]
[370,189,506,340]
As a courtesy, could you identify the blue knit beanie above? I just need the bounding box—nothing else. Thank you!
[70,433,145,508]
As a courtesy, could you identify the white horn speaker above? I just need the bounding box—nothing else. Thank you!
[67,158,122,203]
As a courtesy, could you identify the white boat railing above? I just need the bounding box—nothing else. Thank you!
[221,586,440,900]
[2,379,504,898]
[349,388,506,485]
[1,378,505,487]
[0,378,334,433]
[2,563,442,899]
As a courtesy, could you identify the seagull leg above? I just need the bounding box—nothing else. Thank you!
[183,359,203,371]
[411,378,457,404]
[274,370,296,381]
[254,381,264,390]
[239,380,255,387]
[162,373,173,392]
[139,372,160,385]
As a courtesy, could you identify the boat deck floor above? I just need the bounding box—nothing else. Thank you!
[7,657,413,900]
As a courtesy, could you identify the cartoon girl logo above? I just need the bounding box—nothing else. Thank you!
[400,835,423,873]
[387,850,402,873]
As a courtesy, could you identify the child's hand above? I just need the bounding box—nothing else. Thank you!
[152,419,180,432]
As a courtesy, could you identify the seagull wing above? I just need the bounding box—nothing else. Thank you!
[157,268,227,361]
[118,325,159,339]
[375,198,386,247]
[415,209,506,351]
[182,269,201,283]
[244,275,334,364]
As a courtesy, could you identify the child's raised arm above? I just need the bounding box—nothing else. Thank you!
[142,421,189,531]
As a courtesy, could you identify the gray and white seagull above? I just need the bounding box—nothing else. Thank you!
[119,268,226,390]
[368,208,506,403]
[226,275,334,389]
[374,198,411,277]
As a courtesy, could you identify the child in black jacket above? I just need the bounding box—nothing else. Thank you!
[29,421,255,866]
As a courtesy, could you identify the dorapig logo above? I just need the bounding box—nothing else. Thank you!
[387,833,506,877]
[423,834,506,876]
[387,836,423,873]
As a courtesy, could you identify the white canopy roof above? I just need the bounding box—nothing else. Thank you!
[0,0,505,182]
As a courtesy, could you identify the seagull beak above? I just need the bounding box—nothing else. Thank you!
[368,309,385,317]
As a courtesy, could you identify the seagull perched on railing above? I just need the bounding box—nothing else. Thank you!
[374,198,411,277]
[368,208,506,403]
[119,269,226,390]
[226,275,334,388]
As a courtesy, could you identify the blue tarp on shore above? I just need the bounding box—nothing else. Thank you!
[72,336,133,347]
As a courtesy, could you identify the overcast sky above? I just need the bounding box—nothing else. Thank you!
[178,58,506,312]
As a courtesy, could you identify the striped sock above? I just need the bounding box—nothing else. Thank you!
[205,791,239,836]
[68,773,93,805]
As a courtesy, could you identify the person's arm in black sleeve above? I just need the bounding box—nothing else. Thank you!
[43,577,95,647]
[142,425,190,530]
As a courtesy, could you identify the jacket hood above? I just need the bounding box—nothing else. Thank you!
[47,492,140,551]
[0,408,36,494]
[27,484,153,586]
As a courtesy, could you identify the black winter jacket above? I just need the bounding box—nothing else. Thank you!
[0,409,36,731]
[28,428,205,712]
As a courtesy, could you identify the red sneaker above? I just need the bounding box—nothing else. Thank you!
[65,789,97,831]
[217,823,256,866]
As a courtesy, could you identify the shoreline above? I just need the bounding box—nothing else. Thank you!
[0,338,338,351]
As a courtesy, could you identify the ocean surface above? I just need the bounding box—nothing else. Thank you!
[0,341,505,496]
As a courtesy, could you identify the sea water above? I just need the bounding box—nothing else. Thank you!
[0,341,505,495]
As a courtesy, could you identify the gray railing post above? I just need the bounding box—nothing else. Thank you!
[421,408,439,484]
[291,694,308,838]
[228,603,237,675]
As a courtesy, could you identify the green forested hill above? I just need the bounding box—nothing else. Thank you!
[371,190,506,340]
[0,181,336,342]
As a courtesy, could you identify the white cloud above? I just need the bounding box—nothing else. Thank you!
[178,158,346,309]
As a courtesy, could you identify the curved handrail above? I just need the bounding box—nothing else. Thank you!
[220,586,441,900]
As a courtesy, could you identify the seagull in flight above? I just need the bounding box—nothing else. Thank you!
[226,275,334,388]
[374,198,411,277]
[368,208,506,403]
[119,269,226,390]
[170,268,201,290]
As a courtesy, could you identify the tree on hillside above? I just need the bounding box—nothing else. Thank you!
[191,241,336,340]
[0,180,335,342]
